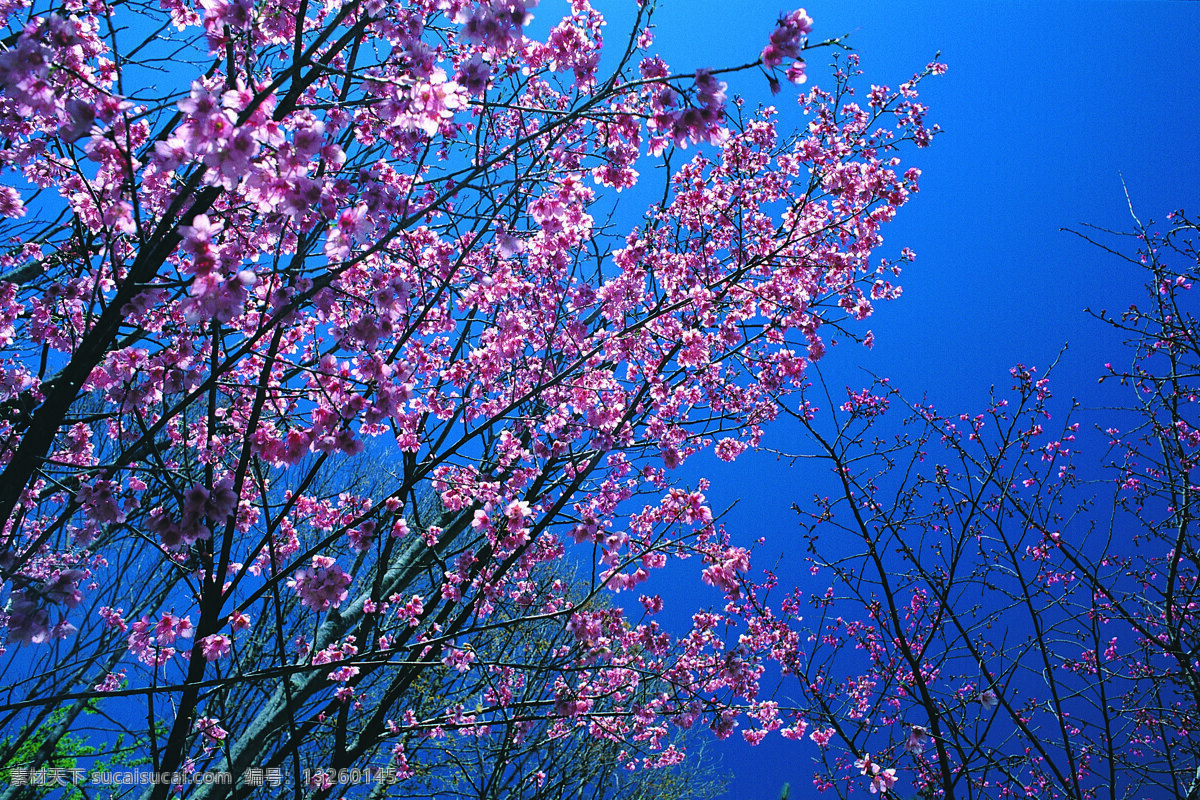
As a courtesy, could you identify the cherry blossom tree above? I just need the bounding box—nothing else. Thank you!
[772,207,1200,799]
[0,0,941,795]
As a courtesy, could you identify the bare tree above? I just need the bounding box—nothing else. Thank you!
[768,206,1200,799]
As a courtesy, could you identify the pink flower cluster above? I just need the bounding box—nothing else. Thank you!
[701,546,751,597]
[200,633,231,661]
[854,753,898,795]
[93,670,125,692]
[148,478,237,550]
[288,555,353,612]
[195,716,228,744]
[3,566,88,645]
[5,593,52,645]
[456,0,538,53]
[646,69,730,153]
[761,9,813,68]
[441,645,476,673]
[127,612,193,666]
[0,15,102,127]
[76,478,133,524]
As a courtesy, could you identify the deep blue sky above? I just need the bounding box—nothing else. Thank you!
[588,1,1200,797]
[646,0,1200,413]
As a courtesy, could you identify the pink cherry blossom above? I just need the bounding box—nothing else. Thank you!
[761,9,813,68]
[195,716,228,743]
[200,634,231,661]
[94,670,124,692]
[904,725,929,754]
[0,0,956,794]
[288,556,353,612]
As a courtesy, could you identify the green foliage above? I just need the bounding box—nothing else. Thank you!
[0,696,156,800]
[1,705,98,798]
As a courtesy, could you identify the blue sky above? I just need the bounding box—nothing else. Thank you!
[601,1,1200,797]
[647,0,1200,412]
